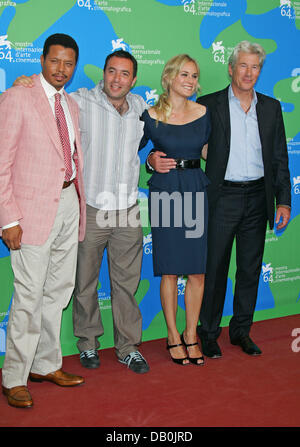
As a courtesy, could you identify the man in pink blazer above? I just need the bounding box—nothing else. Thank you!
[0,34,86,408]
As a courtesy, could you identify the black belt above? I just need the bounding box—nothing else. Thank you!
[223,177,264,188]
[175,158,200,169]
[62,179,74,189]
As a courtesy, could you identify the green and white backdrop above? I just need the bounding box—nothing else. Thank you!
[0,0,299,367]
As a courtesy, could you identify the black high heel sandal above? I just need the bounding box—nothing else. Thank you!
[166,340,189,365]
[181,333,205,366]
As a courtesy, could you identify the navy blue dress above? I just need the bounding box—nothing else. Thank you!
[140,109,211,276]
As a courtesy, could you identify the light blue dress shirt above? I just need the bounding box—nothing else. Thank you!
[225,86,264,181]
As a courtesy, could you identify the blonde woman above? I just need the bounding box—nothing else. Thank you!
[140,54,210,365]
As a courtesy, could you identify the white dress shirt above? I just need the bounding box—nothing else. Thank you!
[225,85,264,181]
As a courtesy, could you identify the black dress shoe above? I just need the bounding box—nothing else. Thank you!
[231,335,262,356]
[200,338,222,358]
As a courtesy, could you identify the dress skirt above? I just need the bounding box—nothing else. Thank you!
[148,187,208,276]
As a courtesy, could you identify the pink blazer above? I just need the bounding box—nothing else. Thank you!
[0,75,86,245]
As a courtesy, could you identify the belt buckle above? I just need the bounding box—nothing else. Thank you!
[176,159,185,169]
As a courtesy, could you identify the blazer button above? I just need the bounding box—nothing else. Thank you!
[54,198,59,203]
[61,168,65,172]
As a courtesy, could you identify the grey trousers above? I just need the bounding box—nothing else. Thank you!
[2,184,79,388]
[73,203,143,360]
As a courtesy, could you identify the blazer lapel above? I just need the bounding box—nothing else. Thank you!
[255,92,267,153]
[31,77,64,160]
[216,86,231,148]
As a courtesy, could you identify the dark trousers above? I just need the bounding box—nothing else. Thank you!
[199,180,268,341]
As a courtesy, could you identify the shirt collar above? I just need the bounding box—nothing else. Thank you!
[40,73,65,99]
[229,84,258,106]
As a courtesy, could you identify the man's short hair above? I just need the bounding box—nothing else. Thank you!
[229,40,266,71]
[43,33,79,63]
[103,50,138,78]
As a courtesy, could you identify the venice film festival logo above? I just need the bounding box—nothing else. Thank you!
[280,0,294,18]
[177,276,187,296]
[0,34,14,63]
[111,38,130,53]
[0,34,12,50]
[293,176,300,195]
[262,263,273,283]
[212,41,226,65]
[291,68,300,93]
[280,0,292,7]
[182,0,196,13]
[143,233,152,256]
[0,34,14,92]
[145,89,159,106]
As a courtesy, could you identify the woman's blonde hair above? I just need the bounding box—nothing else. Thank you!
[153,54,200,123]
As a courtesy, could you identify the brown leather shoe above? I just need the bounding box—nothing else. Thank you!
[2,385,33,408]
[29,369,84,387]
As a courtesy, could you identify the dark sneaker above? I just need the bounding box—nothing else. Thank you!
[119,351,149,374]
[79,349,100,369]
